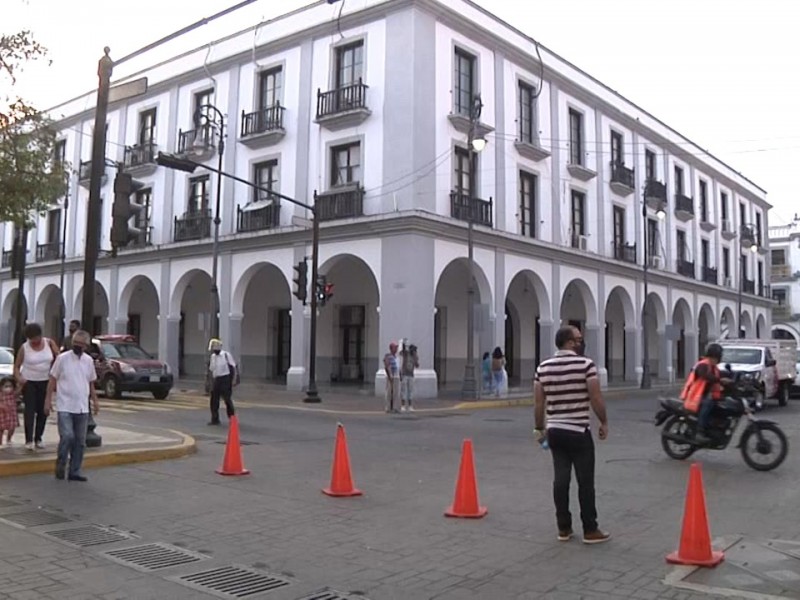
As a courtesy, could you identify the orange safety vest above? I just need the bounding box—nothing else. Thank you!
[680,358,722,413]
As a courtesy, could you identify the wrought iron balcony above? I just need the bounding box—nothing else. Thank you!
[315,186,365,222]
[677,259,695,279]
[315,80,370,130]
[449,192,493,227]
[774,304,792,320]
[174,210,212,242]
[771,264,795,279]
[760,283,771,298]
[609,162,635,196]
[743,278,755,294]
[702,266,718,285]
[240,105,286,147]
[644,179,667,210]
[612,242,637,264]
[1,250,11,269]
[124,141,158,175]
[177,125,216,160]
[237,203,280,232]
[36,242,60,262]
[674,193,695,221]
[78,160,107,189]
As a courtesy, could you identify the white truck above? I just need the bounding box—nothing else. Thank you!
[718,339,798,407]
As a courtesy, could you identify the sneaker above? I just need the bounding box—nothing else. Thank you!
[67,474,88,482]
[400,406,408,413]
[557,529,574,542]
[25,442,34,452]
[583,530,611,545]
[207,420,221,426]
[35,442,45,450]
[408,406,415,412]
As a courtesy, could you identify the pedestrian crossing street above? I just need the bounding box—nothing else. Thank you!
[98,394,208,414]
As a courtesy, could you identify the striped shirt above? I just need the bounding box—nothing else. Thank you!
[535,350,597,433]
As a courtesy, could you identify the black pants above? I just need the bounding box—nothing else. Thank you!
[23,380,49,444]
[209,375,235,422]
[548,427,598,534]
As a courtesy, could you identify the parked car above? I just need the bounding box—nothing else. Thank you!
[792,361,800,397]
[0,347,14,380]
[88,335,173,400]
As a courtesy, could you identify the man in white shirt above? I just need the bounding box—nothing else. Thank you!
[45,330,99,482]
[207,338,237,425]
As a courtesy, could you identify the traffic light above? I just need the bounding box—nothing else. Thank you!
[111,172,146,249]
[316,275,335,307]
[293,260,308,304]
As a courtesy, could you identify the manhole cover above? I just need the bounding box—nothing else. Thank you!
[298,590,368,600]
[174,565,290,598]
[0,498,20,508]
[0,509,72,528]
[103,543,207,572]
[44,524,131,547]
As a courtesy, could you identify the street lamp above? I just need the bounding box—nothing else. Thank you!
[640,181,666,389]
[462,94,487,399]
[737,224,759,339]
[191,104,225,341]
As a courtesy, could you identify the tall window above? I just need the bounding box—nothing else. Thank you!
[701,239,710,269]
[187,175,210,214]
[741,254,749,280]
[138,108,157,146]
[739,202,746,229]
[46,209,61,245]
[258,68,282,109]
[253,160,278,203]
[674,165,684,196]
[518,82,536,144]
[454,48,475,116]
[610,130,623,165]
[647,218,659,259]
[194,88,214,116]
[699,179,708,221]
[645,149,656,181]
[331,142,361,187]
[723,247,731,279]
[773,288,787,306]
[772,249,786,265]
[571,190,585,238]
[755,212,763,245]
[613,205,625,248]
[519,171,537,238]
[134,188,152,238]
[676,229,687,261]
[53,139,66,166]
[568,109,583,166]
[335,41,364,89]
[721,192,729,221]
[757,261,764,290]
[453,146,474,196]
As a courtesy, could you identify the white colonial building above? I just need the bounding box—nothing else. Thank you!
[769,217,800,342]
[0,0,773,398]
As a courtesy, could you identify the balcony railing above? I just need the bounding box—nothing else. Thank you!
[772,264,793,279]
[124,141,158,170]
[241,104,286,137]
[174,210,212,242]
[450,192,493,227]
[702,266,718,285]
[177,125,215,155]
[612,241,637,264]
[315,186,365,222]
[774,304,792,319]
[2,250,11,268]
[760,283,771,299]
[316,80,369,120]
[674,193,694,220]
[644,179,667,202]
[36,242,60,262]
[610,162,635,191]
[743,278,755,294]
[677,259,695,279]
[237,203,280,232]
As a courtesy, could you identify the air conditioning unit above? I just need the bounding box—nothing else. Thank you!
[648,255,662,269]
[724,277,732,287]
[578,235,588,251]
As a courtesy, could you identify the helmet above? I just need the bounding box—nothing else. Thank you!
[705,343,723,361]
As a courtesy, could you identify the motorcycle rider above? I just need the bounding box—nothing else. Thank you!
[680,343,725,443]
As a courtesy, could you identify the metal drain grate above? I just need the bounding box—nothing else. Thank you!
[0,509,71,528]
[104,543,206,572]
[175,565,290,598]
[298,590,367,600]
[44,524,130,547]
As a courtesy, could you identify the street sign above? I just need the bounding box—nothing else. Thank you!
[291,216,312,229]
[108,77,148,103]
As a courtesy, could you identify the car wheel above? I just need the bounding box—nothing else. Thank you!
[152,390,169,400]
[103,375,121,399]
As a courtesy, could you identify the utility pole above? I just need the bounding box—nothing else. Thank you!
[81,48,113,334]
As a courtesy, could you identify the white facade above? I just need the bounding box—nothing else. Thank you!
[0,0,773,397]
[769,218,800,342]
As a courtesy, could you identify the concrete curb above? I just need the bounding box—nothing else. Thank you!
[0,430,197,478]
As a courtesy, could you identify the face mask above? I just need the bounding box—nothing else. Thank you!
[2,386,13,394]
[574,341,586,356]
[73,346,83,356]
[213,349,221,355]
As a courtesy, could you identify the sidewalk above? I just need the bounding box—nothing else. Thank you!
[0,417,195,478]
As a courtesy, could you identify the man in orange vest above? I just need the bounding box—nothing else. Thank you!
[680,343,724,442]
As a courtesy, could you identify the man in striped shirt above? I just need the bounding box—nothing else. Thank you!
[534,325,610,544]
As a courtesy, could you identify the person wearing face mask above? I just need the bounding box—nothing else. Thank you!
[533,325,610,545]
[207,338,238,426]
[45,330,99,482]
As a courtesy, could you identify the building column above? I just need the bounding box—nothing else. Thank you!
[218,252,233,351]
[375,235,436,398]
[112,318,127,335]
[658,329,672,382]
[585,324,607,387]
[683,330,697,379]
[625,326,639,383]
[493,251,506,355]
[287,244,309,392]
[163,316,180,378]
[228,313,243,368]
[538,319,555,362]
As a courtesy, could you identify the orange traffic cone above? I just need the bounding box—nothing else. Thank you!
[666,463,724,567]
[445,439,487,519]
[215,415,250,476]
[322,423,362,497]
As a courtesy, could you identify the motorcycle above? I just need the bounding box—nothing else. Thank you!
[654,367,788,471]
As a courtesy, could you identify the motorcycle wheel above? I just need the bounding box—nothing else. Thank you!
[740,422,789,472]
[661,416,697,460]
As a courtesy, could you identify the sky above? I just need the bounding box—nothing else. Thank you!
[5,0,800,225]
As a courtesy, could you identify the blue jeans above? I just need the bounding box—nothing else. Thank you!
[697,395,715,432]
[57,412,89,477]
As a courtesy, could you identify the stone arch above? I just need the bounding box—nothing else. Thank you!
[169,269,214,376]
[232,262,291,316]
[1,289,28,346]
[604,286,636,382]
[34,284,65,340]
[756,313,767,339]
[720,306,736,339]
[772,324,800,343]
[73,284,110,334]
[170,269,212,317]
[643,292,667,380]
[698,303,717,356]
[119,275,161,351]
[671,298,693,378]
[119,275,161,316]
[559,278,599,327]
[505,270,551,385]
[740,311,754,338]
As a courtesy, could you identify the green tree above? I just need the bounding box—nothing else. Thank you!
[0,29,67,227]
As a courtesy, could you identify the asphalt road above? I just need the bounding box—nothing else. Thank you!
[3,393,800,599]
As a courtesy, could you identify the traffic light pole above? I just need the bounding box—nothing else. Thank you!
[304,213,321,403]
[12,227,28,351]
